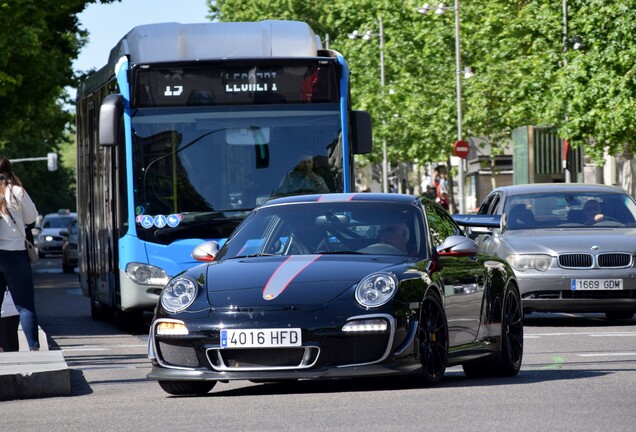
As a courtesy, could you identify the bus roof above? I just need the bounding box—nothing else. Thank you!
[111,20,321,64]
[78,20,322,99]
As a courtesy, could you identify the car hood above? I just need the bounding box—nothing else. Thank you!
[502,227,636,254]
[205,255,406,307]
[39,228,64,236]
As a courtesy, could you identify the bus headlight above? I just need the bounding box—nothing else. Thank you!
[161,277,198,313]
[125,262,170,286]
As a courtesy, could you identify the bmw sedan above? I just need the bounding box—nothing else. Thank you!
[147,193,523,396]
[454,183,636,320]
[37,211,77,258]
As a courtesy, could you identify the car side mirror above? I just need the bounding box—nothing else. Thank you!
[436,235,478,257]
[192,241,220,262]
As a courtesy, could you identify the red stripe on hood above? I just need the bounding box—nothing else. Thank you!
[262,255,321,300]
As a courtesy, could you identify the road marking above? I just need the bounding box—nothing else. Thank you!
[62,344,147,352]
[526,332,636,337]
[578,352,636,357]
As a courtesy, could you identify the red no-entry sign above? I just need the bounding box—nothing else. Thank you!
[453,140,470,159]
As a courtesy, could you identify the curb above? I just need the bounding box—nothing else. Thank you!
[0,351,71,400]
[0,326,71,400]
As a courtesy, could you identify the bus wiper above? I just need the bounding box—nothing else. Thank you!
[153,217,243,240]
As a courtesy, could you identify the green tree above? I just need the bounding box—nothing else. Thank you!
[0,0,118,214]
[207,0,636,169]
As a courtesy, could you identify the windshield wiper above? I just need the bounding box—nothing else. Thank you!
[231,253,278,259]
[317,250,364,255]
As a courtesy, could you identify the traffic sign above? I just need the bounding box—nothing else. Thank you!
[453,140,470,159]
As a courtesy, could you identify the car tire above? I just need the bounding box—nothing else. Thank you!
[158,380,216,396]
[416,290,448,386]
[605,311,635,320]
[90,290,109,321]
[62,261,74,273]
[463,283,523,378]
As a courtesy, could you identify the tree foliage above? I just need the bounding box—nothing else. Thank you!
[208,0,636,167]
[0,0,118,214]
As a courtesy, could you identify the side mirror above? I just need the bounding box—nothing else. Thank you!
[351,110,372,154]
[99,94,123,147]
[192,241,220,262]
[436,235,478,257]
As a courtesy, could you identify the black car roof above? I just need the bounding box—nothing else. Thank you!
[263,193,420,207]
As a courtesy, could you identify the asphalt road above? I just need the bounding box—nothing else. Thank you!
[1,257,635,432]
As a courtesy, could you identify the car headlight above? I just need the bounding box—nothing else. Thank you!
[506,254,552,272]
[125,262,170,286]
[161,277,198,313]
[355,273,398,308]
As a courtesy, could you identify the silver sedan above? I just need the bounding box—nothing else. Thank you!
[454,183,636,320]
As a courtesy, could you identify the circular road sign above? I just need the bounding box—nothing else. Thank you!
[453,140,470,159]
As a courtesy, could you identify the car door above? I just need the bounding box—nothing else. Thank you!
[426,204,486,346]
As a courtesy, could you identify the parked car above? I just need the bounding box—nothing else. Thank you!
[37,210,77,258]
[147,193,523,396]
[454,183,636,320]
[60,218,78,273]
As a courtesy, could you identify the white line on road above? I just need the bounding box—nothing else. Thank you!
[578,352,636,357]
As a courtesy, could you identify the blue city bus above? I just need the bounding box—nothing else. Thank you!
[75,20,372,327]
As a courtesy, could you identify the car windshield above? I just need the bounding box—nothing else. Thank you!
[216,201,426,260]
[504,191,636,229]
[43,216,76,229]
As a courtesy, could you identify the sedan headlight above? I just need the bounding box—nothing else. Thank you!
[355,273,398,308]
[125,262,170,286]
[161,277,198,313]
[506,254,552,272]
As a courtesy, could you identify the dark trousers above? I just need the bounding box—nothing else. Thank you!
[0,315,20,351]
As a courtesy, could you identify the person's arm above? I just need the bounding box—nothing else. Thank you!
[12,186,38,225]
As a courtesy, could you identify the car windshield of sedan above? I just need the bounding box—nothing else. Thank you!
[504,192,636,229]
[217,201,426,259]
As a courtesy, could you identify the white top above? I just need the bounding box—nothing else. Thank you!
[1,290,19,317]
[0,184,38,251]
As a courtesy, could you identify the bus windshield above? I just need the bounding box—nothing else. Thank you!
[131,103,344,244]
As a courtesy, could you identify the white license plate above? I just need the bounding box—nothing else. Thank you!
[220,328,302,348]
[571,279,623,290]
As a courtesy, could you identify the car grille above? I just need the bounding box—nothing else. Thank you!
[206,333,392,371]
[207,347,320,371]
[558,252,632,269]
[157,340,201,368]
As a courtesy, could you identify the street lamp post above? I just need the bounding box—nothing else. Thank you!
[418,1,467,213]
[349,18,389,193]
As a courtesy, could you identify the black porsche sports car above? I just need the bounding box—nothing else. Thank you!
[147,193,523,395]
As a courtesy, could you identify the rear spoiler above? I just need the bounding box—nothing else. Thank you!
[452,214,502,229]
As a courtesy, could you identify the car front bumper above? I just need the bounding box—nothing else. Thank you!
[516,271,636,313]
[146,311,422,382]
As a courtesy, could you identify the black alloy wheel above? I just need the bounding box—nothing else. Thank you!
[417,291,448,386]
[462,283,523,378]
[498,284,523,376]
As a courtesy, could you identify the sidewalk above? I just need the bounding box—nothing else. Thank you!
[0,324,71,400]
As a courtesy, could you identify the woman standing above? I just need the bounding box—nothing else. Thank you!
[0,156,39,352]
